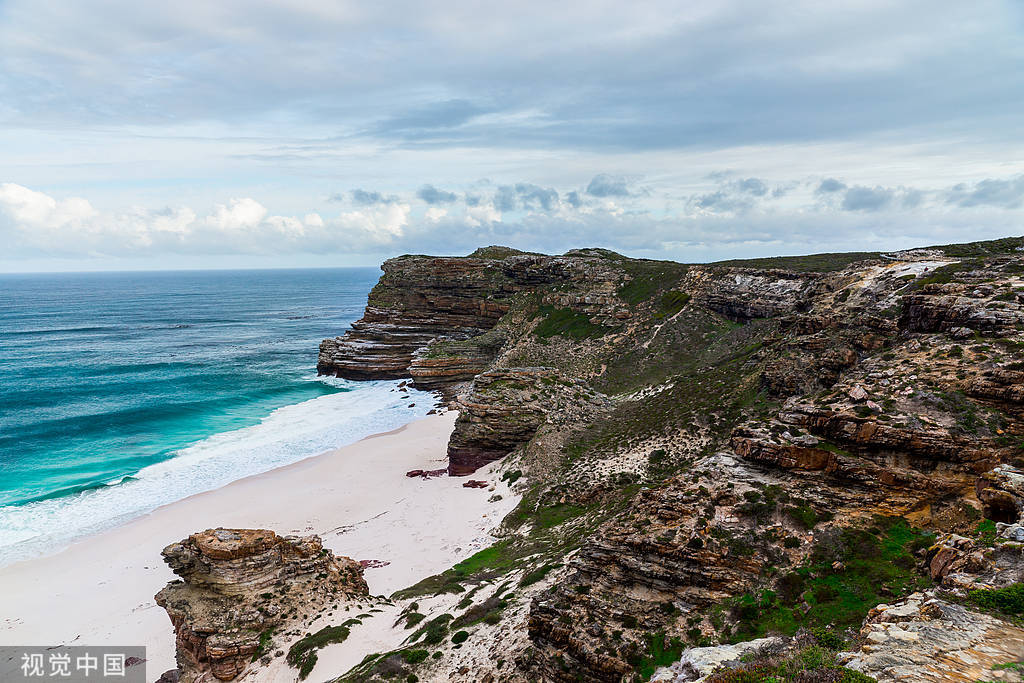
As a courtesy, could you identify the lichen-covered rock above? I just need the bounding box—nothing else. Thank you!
[155,528,367,682]
[650,637,784,682]
[839,592,1024,682]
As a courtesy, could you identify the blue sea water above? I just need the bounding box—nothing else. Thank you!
[0,268,432,565]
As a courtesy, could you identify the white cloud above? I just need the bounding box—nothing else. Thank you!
[206,198,268,231]
[1,174,1022,268]
[0,184,411,258]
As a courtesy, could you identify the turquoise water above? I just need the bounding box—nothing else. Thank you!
[0,268,431,564]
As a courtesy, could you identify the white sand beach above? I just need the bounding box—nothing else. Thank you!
[0,411,521,678]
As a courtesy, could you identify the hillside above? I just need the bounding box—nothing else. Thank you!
[167,237,1024,682]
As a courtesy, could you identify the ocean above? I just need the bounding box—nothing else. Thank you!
[0,268,432,565]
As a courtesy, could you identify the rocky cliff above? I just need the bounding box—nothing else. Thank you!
[290,237,1024,682]
[155,528,367,682]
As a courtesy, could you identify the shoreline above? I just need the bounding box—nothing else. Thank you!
[0,410,522,678]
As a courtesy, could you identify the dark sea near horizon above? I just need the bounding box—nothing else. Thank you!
[0,267,432,564]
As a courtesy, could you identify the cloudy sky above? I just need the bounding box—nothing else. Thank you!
[1,0,1023,271]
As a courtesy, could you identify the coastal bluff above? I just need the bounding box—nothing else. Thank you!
[304,239,1024,682]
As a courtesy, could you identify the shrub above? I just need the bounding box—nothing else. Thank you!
[401,649,428,664]
[811,626,846,650]
[451,630,469,644]
[287,625,350,679]
[969,583,1024,616]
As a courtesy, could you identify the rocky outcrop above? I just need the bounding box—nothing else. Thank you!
[155,528,367,682]
[650,638,784,682]
[317,250,629,386]
[447,367,609,475]
[839,592,1024,682]
[977,465,1024,522]
[317,255,516,381]
[408,328,507,390]
[900,272,1024,336]
[528,454,793,682]
[687,269,817,321]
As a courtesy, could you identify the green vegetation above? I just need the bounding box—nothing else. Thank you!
[709,251,879,273]
[910,260,978,289]
[627,631,685,680]
[500,469,522,484]
[287,625,350,679]
[451,594,508,629]
[451,630,469,644]
[408,613,453,645]
[655,290,691,319]
[419,327,506,359]
[784,503,831,530]
[251,628,275,662]
[393,492,601,598]
[977,519,998,546]
[468,245,537,259]
[519,562,562,586]
[615,259,689,305]
[532,305,615,340]
[703,645,875,683]
[969,583,1024,617]
[722,518,933,643]
[401,649,428,664]
[931,235,1024,258]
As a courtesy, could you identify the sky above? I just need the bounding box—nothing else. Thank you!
[1,0,1023,272]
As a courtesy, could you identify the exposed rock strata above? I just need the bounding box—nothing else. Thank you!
[447,367,609,475]
[840,592,1024,682]
[155,528,367,682]
[304,241,1024,682]
[317,250,628,386]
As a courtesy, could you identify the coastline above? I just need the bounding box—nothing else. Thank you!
[0,410,522,677]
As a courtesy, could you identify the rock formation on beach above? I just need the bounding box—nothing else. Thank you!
[155,528,367,682]
[162,236,1024,682]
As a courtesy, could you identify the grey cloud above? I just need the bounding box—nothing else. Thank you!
[736,178,768,196]
[493,186,518,212]
[565,191,582,208]
[350,189,399,205]
[841,186,894,212]
[488,183,561,212]
[514,183,559,211]
[586,174,631,197]
[417,184,458,205]
[691,190,754,213]
[946,175,1024,208]
[817,178,847,194]
[901,189,925,209]
[0,0,1021,158]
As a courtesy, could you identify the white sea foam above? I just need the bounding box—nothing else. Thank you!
[0,379,434,567]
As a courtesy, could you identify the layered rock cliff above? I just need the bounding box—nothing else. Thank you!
[155,528,367,682]
[293,237,1024,682]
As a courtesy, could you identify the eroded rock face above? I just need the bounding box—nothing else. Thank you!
[316,250,627,386]
[840,592,1024,682]
[901,283,1024,335]
[528,454,795,682]
[686,269,818,321]
[155,528,367,682]
[447,367,609,475]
